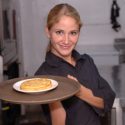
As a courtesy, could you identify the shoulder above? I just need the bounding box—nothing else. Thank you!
[80,53,98,71]
[73,50,94,63]
[35,61,49,75]
[81,53,94,63]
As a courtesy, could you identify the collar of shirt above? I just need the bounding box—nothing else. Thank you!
[45,50,85,67]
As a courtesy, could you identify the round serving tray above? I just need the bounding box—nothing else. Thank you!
[0,75,80,104]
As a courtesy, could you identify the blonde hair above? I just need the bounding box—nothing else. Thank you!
[46,3,82,52]
[47,3,82,30]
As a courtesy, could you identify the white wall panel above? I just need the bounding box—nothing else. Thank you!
[16,0,125,75]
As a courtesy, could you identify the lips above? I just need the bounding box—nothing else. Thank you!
[60,44,72,49]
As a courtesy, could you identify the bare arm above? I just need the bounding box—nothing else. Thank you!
[76,85,104,109]
[67,75,104,109]
[49,101,66,125]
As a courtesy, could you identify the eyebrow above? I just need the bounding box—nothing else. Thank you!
[54,29,79,31]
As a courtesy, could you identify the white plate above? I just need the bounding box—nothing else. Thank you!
[13,78,58,93]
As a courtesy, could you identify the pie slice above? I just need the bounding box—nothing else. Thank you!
[20,78,52,91]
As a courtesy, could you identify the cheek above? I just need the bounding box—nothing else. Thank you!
[51,35,62,43]
[70,36,79,44]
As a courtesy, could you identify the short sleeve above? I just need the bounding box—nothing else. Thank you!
[86,55,116,116]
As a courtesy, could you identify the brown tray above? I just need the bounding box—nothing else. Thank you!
[0,75,80,104]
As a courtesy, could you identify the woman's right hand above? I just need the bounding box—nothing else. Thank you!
[49,101,66,125]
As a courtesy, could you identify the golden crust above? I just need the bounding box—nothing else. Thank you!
[20,78,52,91]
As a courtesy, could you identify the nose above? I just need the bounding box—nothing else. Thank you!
[63,34,69,44]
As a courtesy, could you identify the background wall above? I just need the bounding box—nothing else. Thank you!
[10,0,125,76]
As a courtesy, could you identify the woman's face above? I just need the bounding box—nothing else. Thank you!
[46,15,80,58]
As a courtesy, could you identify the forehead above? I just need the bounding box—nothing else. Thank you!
[51,16,79,30]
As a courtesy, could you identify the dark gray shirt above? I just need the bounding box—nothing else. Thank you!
[35,50,115,125]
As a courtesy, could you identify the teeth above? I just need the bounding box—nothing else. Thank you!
[62,46,70,48]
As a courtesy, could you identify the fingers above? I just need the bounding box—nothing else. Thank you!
[67,74,78,82]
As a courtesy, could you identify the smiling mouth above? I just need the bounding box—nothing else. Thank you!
[60,45,71,49]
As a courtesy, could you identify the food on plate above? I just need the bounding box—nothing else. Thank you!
[20,78,52,91]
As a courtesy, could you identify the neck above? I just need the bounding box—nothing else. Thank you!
[50,50,76,66]
[64,56,76,66]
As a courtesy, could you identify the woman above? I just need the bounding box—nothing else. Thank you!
[35,3,115,125]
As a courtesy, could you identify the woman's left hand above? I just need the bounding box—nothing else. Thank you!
[67,74,82,97]
[67,74,78,82]
[67,74,104,109]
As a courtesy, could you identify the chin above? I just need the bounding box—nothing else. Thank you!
[60,52,71,57]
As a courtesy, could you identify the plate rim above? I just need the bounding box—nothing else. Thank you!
[13,78,58,93]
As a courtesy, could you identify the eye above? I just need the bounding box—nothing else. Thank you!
[70,31,79,36]
[55,30,64,35]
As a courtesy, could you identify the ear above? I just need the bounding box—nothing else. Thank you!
[45,26,50,38]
